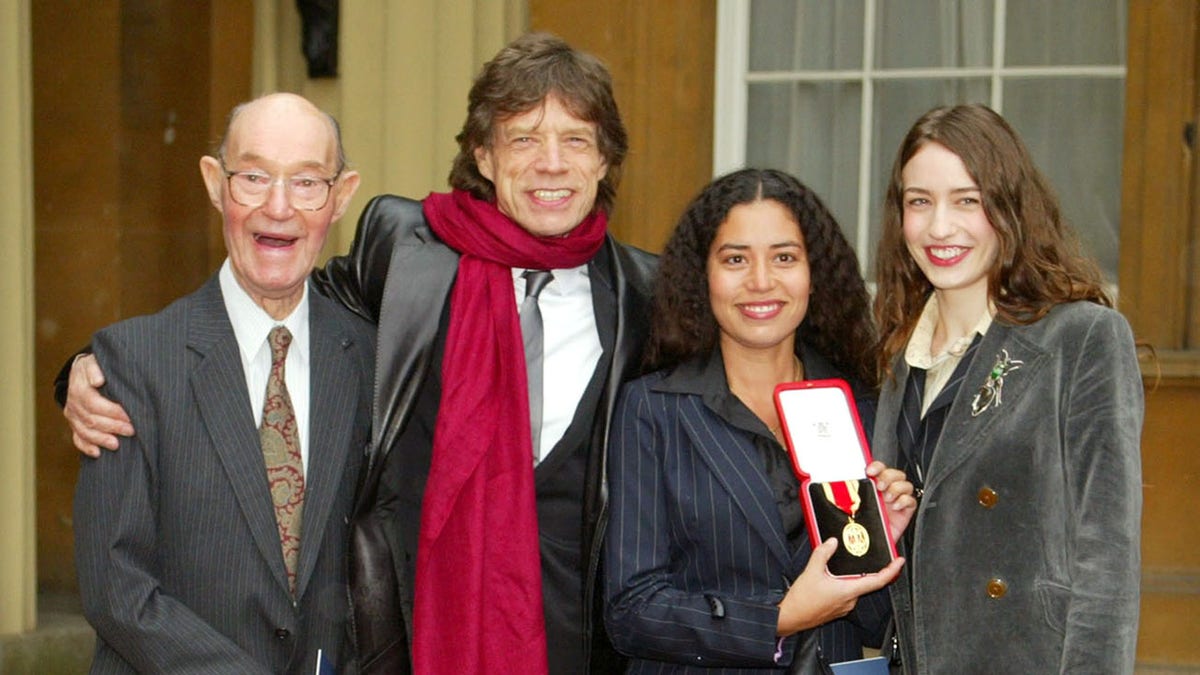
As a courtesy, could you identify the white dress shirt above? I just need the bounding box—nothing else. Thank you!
[513,264,602,462]
[219,259,312,473]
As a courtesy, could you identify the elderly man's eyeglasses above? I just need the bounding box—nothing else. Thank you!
[220,159,342,211]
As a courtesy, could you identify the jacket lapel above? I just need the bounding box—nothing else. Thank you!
[660,355,792,568]
[188,279,293,593]
[685,406,793,568]
[922,321,1047,494]
[292,291,361,598]
[874,361,909,468]
[360,230,458,511]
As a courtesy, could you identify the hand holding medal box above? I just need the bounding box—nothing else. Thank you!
[774,379,898,577]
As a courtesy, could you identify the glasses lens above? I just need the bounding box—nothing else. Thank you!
[288,176,332,210]
[227,172,332,211]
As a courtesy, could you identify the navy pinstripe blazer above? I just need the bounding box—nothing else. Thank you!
[74,276,374,674]
[604,346,889,674]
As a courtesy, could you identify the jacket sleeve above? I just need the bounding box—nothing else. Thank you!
[310,194,425,325]
[74,328,271,675]
[603,379,791,668]
[1059,309,1143,673]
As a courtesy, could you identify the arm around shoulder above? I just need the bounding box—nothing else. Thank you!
[310,194,428,324]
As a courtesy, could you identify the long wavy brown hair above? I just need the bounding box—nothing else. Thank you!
[874,104,1110,380]
[645,168,877,389]
[447,32,627,215]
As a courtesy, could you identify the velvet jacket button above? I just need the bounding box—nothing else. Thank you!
[977,487,998,508]
[275,628,291,640]
[986,578,1007,598]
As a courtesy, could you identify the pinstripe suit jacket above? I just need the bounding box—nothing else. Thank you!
[605,346,890,674]
[74,275,374,674]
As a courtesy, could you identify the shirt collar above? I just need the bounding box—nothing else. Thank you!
[904,293,993,370]
[218,259,309,364]
[511,263,590,297]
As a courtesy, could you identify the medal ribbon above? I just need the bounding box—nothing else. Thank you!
[822,480,862,519]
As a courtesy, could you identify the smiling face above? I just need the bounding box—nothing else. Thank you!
[200,94,359,319]
[707,199,810,357]
[901,141,998,309]
[473,95,608,237]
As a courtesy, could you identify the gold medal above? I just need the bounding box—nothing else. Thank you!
[822,480,871,557]
[842,519,870,557]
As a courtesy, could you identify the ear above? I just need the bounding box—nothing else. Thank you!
[474,145,494,183]
[330,170,361,221]
[198,156,225,210]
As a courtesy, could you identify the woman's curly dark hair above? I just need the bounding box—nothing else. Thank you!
[644,168,877,389]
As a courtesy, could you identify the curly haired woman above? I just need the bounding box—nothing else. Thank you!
[605,168,915,673]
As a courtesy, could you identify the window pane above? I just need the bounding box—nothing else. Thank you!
[1006,0,1126,66]
[1003,77,1125,280]
[749,0,864,71]
[867,79,991,276]
[875,0,993,69]
[746,81,862,249]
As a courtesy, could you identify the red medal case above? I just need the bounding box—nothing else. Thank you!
[773,379,898,577]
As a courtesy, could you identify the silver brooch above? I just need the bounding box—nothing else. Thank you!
[971,349,1024,417]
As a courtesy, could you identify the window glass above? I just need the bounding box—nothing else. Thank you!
[1006,0,1125,66]
[729,0,1126,281]
[749,0,863,71]
[746,82,863,250]
[875,0,993,69]
[1004,77,1125,275]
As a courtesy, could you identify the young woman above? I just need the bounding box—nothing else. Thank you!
[605,168,915,673]
[872,104,1143,673]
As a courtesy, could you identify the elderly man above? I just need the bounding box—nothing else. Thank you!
[72,93,372,673]
[64,34,656,674]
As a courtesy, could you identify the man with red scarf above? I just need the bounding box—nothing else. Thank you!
[62,33,656,674]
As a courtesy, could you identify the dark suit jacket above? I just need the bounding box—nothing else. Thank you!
[872,301,1143,674]
[311,194,658,673]
[605,346,889,674]
[74,276,374,674]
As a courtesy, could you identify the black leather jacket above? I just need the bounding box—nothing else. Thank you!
[310,194,658,673]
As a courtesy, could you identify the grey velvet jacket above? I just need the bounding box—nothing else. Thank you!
[872,301,1143,674]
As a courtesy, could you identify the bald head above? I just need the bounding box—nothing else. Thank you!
[199,92,360,319]
[219,93,345,171]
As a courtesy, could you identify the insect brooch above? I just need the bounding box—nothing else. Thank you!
[971,349,1024,417]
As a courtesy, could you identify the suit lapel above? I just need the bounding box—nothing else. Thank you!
[680,394,792,568]
[188,279,293,593]
[292,292,360,598]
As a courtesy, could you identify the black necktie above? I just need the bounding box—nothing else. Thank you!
[520,270,553,463]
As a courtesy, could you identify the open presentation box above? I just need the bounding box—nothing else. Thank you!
[773,379,897,577]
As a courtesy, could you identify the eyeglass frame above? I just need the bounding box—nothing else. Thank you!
[218,157,344,212]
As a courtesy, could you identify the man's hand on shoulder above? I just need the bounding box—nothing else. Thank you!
[65,353,134,457]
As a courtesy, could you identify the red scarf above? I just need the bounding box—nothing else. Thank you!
[414,189,606,674]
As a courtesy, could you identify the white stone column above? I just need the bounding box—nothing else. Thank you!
[0,0,39,636]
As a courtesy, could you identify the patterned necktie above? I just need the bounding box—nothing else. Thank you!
[520,270,553,464]
[260,325,304,594]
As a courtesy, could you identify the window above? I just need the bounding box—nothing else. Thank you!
[714,0,1127,282]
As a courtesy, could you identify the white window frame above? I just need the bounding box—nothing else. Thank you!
[714,0,1127,276]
